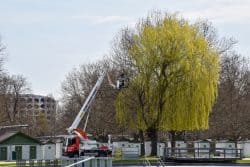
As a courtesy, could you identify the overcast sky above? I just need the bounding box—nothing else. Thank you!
[0,0,249,99]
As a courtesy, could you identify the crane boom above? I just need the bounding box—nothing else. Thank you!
[63,71,128,157]
[67,71,106,134]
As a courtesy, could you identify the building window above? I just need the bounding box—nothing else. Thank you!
[40,98,45,103]
[34,105,39,109]
[28,98,33,103]
[29,146,36,159]
[34,110,40,116]
[27,104,32,109]
[20,97,26,102]
[34,98,39,103]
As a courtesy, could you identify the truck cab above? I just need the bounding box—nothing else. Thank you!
[63,135,111,157]
[63,135,80,157]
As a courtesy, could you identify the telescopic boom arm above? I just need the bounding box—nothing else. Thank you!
[67,71,127,136]
[67,72,106,134]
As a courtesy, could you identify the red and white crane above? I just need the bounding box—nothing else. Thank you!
[63,71,127,157]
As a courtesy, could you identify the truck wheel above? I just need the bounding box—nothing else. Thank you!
[69,154,74,158]
[98,152,107,157]
[74,153,79,158]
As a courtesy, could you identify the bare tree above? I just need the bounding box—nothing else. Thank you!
[0,36,6,73]
[208,53,250,141]
[35,112,50,136]
[0,74,30,125]
[0,35,33,135]
[59,60,123,139]
[195,19,237,56]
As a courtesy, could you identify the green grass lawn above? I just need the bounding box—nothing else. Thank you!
[0,161,16,167]
[236,159,250,163]
[0,160,59,167]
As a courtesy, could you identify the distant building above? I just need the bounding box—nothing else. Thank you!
[0,94,57,137]
[18,94,56,122]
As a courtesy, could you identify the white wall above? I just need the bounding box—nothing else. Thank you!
[113,141,165,157]
[216,142,236,155]
[194,142,210,153]
[1,144,55,160]
[145,141,151,156]
[216,142,235,148]
[194,142,210,158]
[175,141,187,154]
[42,144,56,160]
[112,142,129,149]
[113,142,166,157]
[2,144,42,160]
[122,147,140,158]
[55,143,62,159]
[145,141,166,156]
[36,145,43,160]
[22,145,29,160]
[157,143,165,157]
[113,141,141,157]
[238,141,250,157]
[8,145,12,161]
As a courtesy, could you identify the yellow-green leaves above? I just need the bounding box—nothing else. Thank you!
[115,13,220,132]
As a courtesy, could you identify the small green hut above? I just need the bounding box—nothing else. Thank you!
[0,131,42,161]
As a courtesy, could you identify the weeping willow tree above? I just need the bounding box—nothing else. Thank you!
[115,12,220,156]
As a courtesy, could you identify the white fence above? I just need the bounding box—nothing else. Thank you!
[63,157,112,167]
[16,157,112,167]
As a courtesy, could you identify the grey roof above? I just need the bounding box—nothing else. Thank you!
[0,131,19,143]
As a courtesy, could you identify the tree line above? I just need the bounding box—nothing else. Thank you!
[58,12,250,156]
[0,11,249,156]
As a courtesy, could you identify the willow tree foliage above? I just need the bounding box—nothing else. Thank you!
[115,13,220,155]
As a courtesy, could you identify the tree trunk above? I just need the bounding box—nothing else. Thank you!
[234,140,238,149]
[139,130,145,156]
[147,128,158,156]
[170,131,176,157]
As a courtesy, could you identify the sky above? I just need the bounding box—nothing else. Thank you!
[0,0,249,99]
